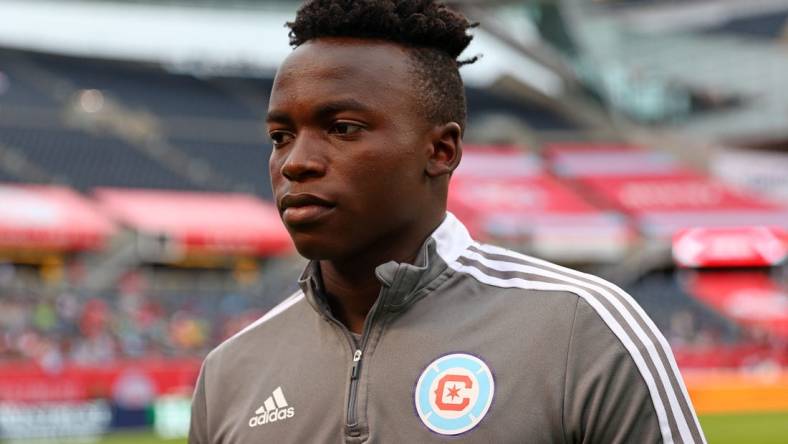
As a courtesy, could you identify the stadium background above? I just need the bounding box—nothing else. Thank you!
[0,0,787,442]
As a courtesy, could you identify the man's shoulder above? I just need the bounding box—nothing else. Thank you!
[204,290,307,363]
[450,241,627,303]
[448,241,659,342]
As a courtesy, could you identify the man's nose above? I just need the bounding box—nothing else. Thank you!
[280,134,326,182]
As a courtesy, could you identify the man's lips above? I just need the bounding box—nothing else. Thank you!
[279,193,335,226]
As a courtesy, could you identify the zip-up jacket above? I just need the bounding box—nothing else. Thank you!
[189,213,705,443]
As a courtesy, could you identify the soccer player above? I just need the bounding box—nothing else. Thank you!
[189,1,705,442]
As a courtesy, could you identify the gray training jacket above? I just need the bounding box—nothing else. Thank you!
[190,213,705,444]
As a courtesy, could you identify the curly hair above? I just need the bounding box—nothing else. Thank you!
[287,0,478,131]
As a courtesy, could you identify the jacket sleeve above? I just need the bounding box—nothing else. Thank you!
[189,359,210,444]
[562,298,704,444]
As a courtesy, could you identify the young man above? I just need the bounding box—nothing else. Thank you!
[190,1,705,442]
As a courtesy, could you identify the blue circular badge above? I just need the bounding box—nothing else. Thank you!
[414,353,494,435]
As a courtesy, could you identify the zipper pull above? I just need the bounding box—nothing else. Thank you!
[351,349,362,380]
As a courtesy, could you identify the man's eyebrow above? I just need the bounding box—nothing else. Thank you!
[313,99,373,120]
[265,110,292,125]
[265,99,372,125]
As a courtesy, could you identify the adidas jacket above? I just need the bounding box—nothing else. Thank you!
[189,213,705,443]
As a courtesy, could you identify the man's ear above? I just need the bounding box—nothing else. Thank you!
[425,122,462,178]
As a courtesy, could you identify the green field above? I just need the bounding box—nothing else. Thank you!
[699,412,788,444]
[30,411,787,443]
[97,432,184,444]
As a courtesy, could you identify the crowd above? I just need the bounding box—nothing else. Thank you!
[0,262,301,368]
[0,261,784,370]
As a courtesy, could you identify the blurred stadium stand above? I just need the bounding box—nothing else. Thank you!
[1,127,199,190]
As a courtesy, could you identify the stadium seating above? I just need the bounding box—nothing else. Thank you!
[26,51,261,120]
[167,138,273,199]
[0,63,58,108]
[0,126,198,191]
[0,169,21,183]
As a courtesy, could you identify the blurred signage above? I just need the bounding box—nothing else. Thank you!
[0,400,112,440]
[153,394,192,439]
[673,227,787,268]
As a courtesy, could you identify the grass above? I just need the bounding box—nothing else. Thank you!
[14,411,785,443]
[97,432,185,444]
[699,411,788,444]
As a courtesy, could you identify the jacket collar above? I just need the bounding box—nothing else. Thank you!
[298,212,473,316]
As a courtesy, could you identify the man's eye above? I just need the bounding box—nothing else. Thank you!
[329,122,363,136]
[270,131,294,147]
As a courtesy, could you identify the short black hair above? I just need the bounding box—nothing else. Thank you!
[287,0,478,132]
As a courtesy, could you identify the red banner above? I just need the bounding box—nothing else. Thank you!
[0,359,200,403]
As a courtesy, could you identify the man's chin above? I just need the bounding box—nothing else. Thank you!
[289,235,342,261]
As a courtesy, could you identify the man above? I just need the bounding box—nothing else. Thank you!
[190,1,705,442]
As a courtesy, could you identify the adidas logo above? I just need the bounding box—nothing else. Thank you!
[248,387,295,428]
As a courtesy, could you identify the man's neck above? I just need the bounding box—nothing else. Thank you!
[320,259,382,334]
[318,215,443,334]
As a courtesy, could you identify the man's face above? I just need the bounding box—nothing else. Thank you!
[267,38,436,261]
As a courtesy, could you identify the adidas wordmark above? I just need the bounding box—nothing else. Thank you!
[248,387,295,427]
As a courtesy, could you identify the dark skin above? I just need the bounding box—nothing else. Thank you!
[267,38,462,333]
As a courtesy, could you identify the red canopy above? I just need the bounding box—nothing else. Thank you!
[94,188,292,256]
[684,271,788,340]
[0,184,115,251]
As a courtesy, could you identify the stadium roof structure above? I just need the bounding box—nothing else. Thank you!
[563,0,788,143]
[0,0,564,97]
[585,32,788,142]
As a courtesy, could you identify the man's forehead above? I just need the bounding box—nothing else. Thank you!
[272,38,414,91]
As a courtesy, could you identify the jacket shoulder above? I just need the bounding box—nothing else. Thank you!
[205,290,307,364]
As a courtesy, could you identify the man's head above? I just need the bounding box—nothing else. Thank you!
[268,0,476,262]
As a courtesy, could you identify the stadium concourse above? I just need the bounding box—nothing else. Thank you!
[0,11,788,444]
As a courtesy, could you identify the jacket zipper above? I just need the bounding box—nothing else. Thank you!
[323,292,387,437]
[347,348,363,435]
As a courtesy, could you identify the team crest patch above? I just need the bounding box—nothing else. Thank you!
[415,353,494,435]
